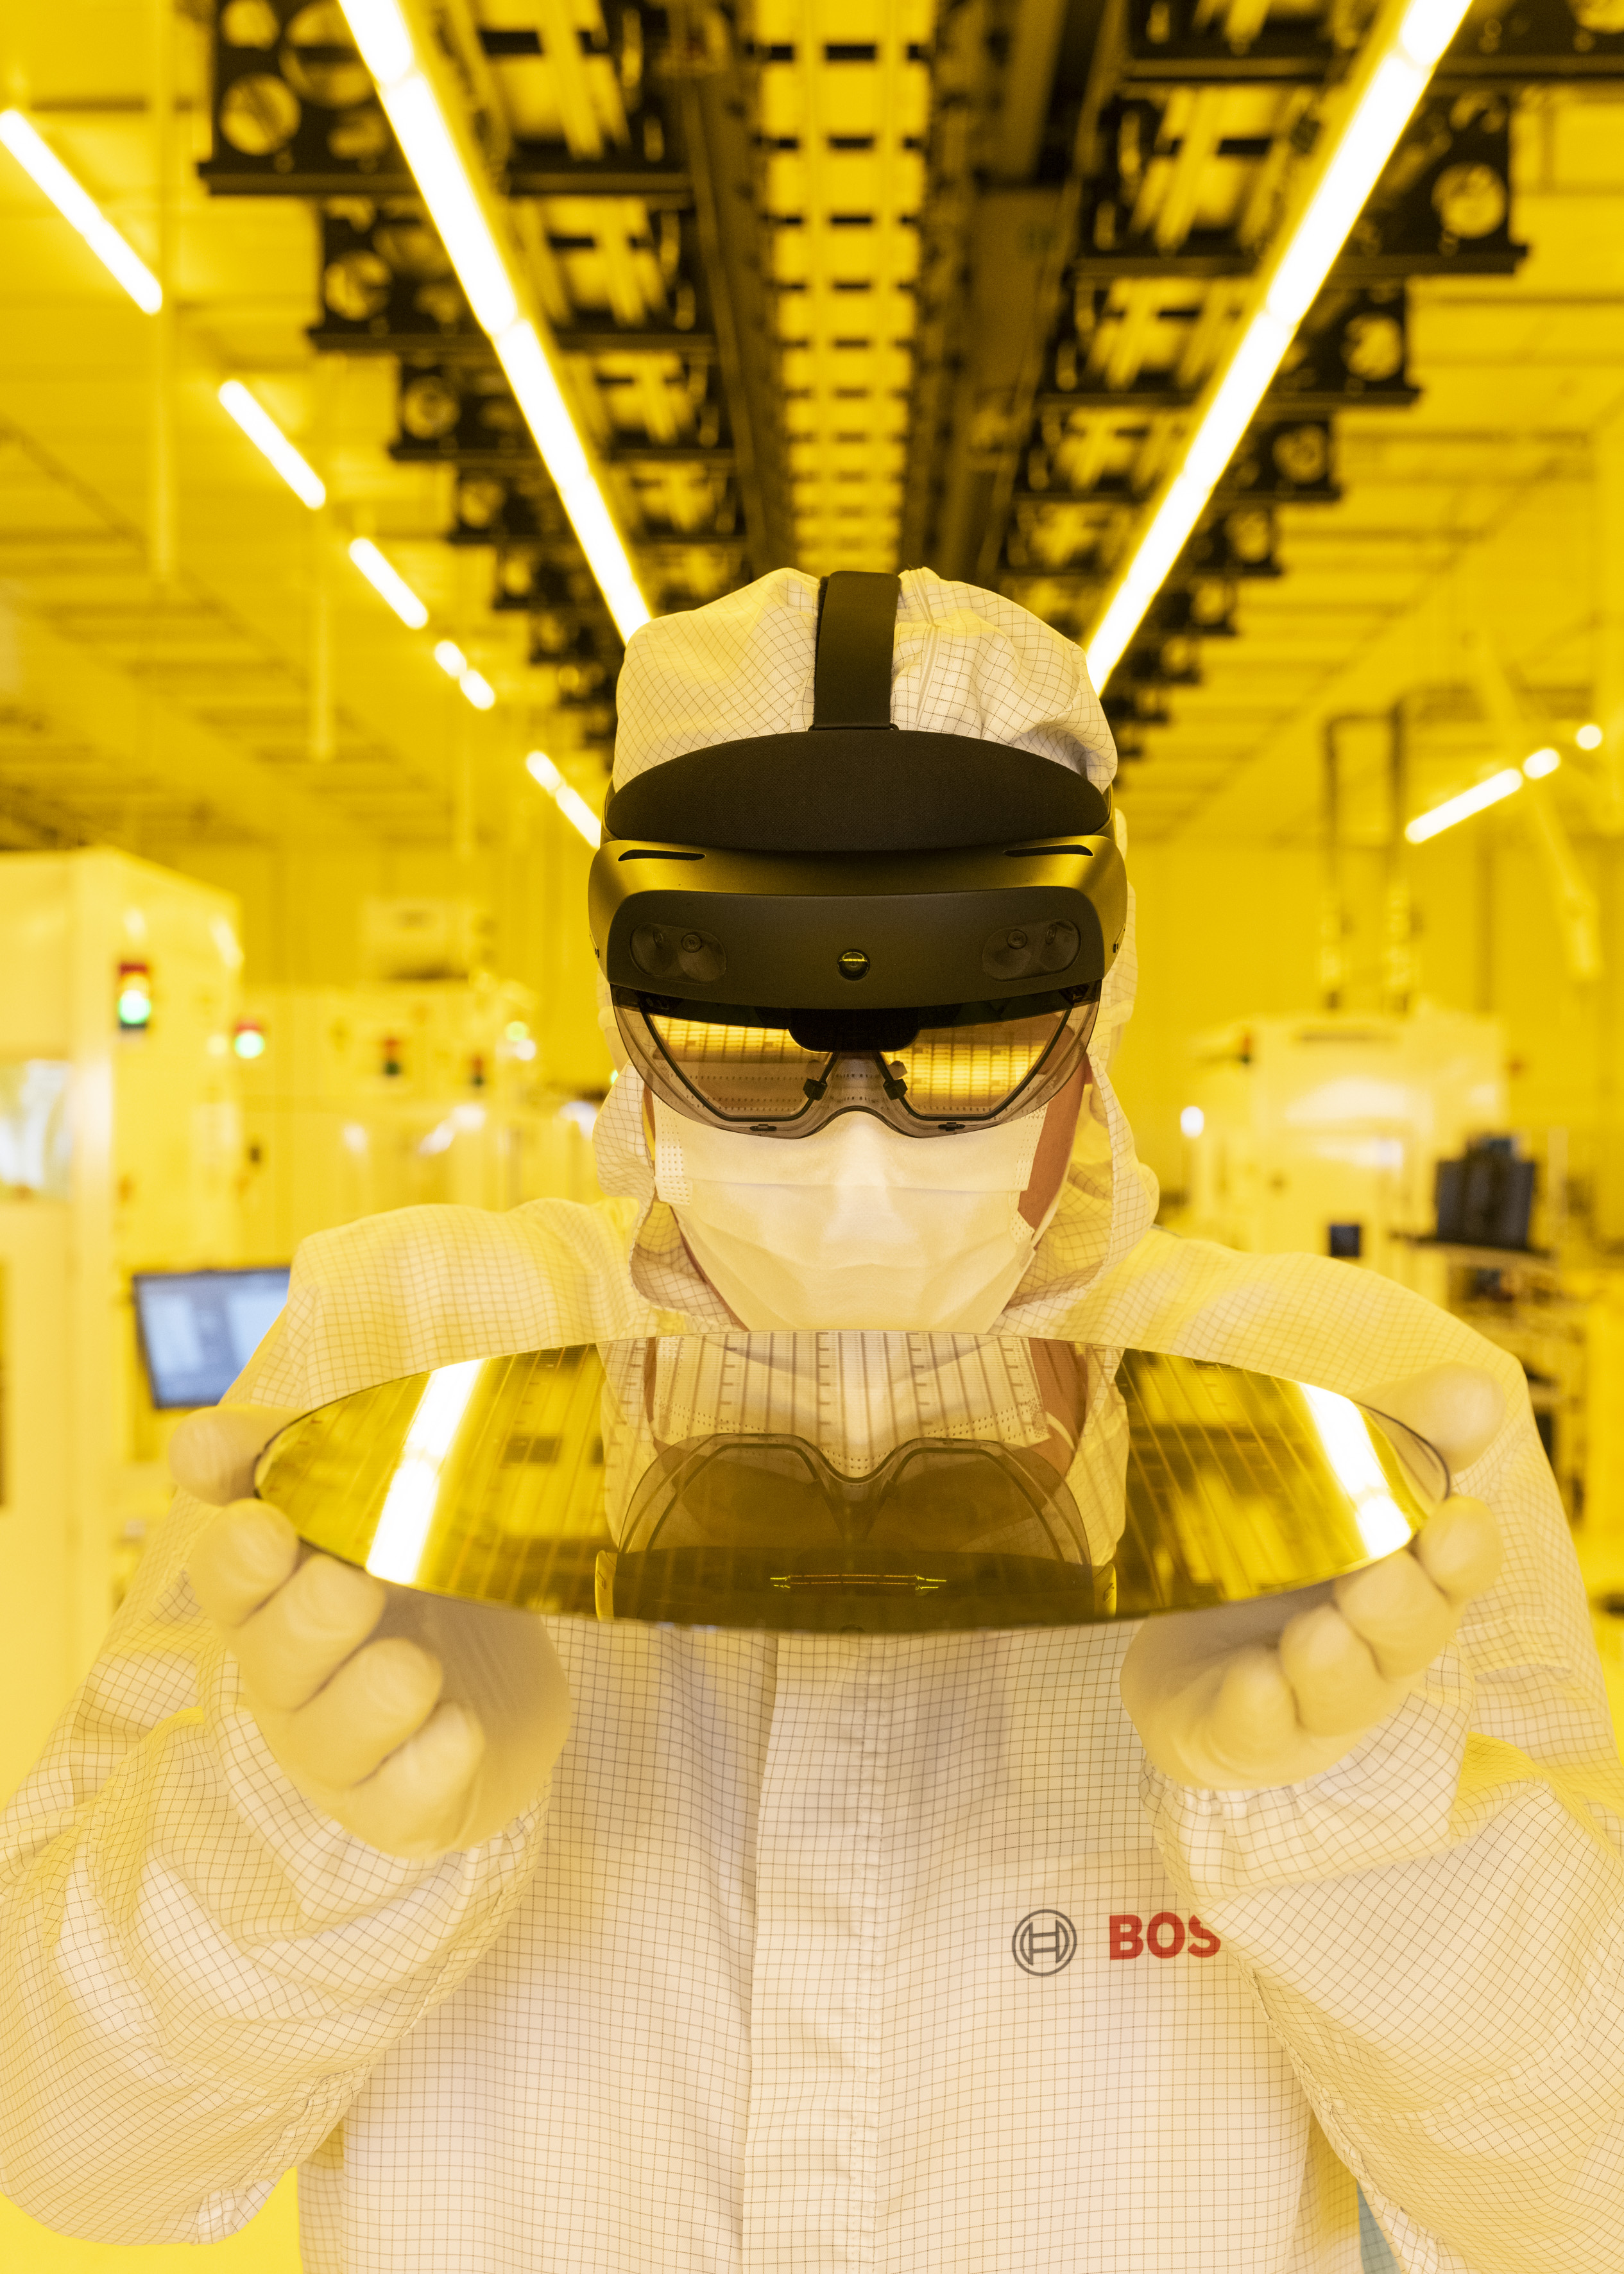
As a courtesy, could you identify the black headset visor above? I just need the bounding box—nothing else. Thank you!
[589,832,1125,1014]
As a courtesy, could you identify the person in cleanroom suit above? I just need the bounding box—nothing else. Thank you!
[2,571,1621,2274]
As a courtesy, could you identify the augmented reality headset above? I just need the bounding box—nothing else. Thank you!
[587,571,1128,1136]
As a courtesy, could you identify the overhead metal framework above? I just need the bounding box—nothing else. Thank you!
[751,0,935,571]
[1,0,1622,857]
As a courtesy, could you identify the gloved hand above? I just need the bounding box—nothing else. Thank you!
[1118,1365,1505,1791]
[173,1404,571,1859]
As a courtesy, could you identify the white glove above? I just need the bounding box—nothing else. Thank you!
[1119,1364,1506,1791]
[173,1404,571,1859]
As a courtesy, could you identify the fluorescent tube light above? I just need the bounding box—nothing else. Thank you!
[341,0,416,83]
[494,322,649,642]
[1085,0,1474,689]
[348,537,429,628]
[338,0,650,641]
[1522,746,1560,780]
[0,109,163,314]
[217,381,327,508]
[555,784,602,847]
[1405,768,1521,844]
[433,638,495,707]
[377,74,517,334]
[526,750,602,847]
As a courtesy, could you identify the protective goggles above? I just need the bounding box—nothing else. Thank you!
[253,1338,1449,1635]
[613,989,1100,1137]
[586,570,1127,1137]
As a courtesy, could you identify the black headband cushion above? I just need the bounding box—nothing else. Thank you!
[603,732,1110,853]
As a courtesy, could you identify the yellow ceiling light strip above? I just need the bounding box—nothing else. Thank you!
[1404,768,1521,843]
[435,639,498,711]
[526,751,603,847]
[218,380,327,507]
[0,108,163,313]
[348,537,430,628]
[1405,747,1562,844]
[339,0,651,642]
[1084,0,1474,690]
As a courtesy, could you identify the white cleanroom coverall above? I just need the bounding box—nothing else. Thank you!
[2,570,1621,2274]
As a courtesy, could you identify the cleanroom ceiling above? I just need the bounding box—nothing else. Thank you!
[1,0,1621,858]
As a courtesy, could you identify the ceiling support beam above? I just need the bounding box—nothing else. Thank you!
[1,601,370,848]
[1165,444,1591,843]
[674,44,794,571]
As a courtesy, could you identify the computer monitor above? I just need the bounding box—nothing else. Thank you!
[132,1267,291,1411]
[1432,1141,1535,1252]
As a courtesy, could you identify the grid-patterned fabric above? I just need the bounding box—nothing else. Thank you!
[595,1332,1118,1567]
[3,573,1621,2273]
[612,567,1118,791]
[3,1202,1620,2271]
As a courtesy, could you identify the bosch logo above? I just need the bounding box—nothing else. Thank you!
[1009,1910,1223,1970]
[837,949,870,981]
[1110,1913,1221,1960]
[1012,1909,1077,1976]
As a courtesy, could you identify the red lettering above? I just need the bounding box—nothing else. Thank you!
[1106,1911,1220,1958]
[1109,1913,1143,1959]
[1147,1911,1185,1958]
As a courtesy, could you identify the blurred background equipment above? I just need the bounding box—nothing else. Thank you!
[235,976,601,1260]
[0,851,245,1804]
[1432,1137,1537,1253]
[1179,1008,1505,1278]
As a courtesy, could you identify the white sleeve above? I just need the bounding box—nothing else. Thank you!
[0,1487,547,2247]
[1140,1406,1624,2274]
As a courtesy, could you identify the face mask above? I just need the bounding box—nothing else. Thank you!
[652,1107,1054,1332]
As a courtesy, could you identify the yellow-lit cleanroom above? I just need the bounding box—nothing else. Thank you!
[1,2,1623,2271]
